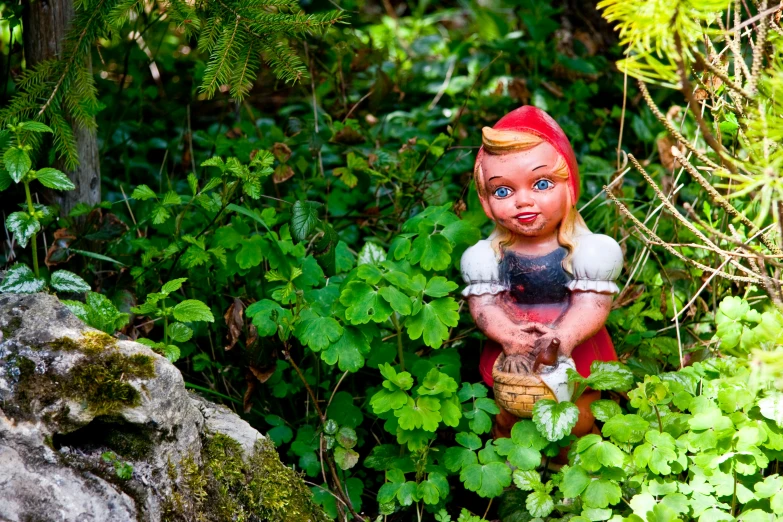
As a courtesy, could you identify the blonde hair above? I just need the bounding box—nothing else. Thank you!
[475,126,591,273]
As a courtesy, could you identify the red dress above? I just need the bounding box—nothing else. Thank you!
[476,247,618,387]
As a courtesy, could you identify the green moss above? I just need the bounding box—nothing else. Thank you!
[49,331,117,354]
[68,352,155,415]
[163,433,329,522]
[6,334,155,422]
[1,316,22,338]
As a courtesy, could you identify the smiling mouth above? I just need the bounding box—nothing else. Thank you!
[515,213,539,223]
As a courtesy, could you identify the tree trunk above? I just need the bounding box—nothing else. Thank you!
[22,0,100,216]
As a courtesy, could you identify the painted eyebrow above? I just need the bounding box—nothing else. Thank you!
[488,176,503,181]
[532,165,547,171]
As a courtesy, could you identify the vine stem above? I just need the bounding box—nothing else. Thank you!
[391,314,405,371]
[284,349,366,522]
[23,180,39,278]
[653,405,663,433]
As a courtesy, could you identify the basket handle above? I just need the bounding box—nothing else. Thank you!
[532,338,560,373]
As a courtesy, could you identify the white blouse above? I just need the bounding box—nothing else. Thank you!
[460,234,623,297]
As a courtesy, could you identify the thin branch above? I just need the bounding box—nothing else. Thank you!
[605,188,760,283]
[628,155,759,280]
[694,54,754,100]
[748,0,770,94]
[637,81,720,170]
[673,36,737,173]
[674,150,782,254]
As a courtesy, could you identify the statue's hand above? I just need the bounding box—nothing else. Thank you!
[505,324,547,356]
[500,353,535,374]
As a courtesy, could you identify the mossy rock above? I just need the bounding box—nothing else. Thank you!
[163,433,329,522]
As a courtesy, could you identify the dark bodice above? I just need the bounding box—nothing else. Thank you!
[499,247,571,305]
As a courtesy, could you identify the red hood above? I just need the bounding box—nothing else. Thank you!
[476,106,580,202]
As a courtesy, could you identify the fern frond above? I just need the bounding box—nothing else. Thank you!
[230,38,261,99]
[166,0,202,35]
[49,108,80,169]
[243,11,344,36]
[200,17,244,97]
[105,0,144,28]
[259,37,307,84]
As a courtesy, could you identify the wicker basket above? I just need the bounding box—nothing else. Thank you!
[492,354,556,417]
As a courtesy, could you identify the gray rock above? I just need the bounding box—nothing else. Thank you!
[0,293,325,522]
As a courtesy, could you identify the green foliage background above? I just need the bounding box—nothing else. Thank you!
[3,0,783,520]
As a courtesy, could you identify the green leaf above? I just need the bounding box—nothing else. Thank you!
[396,481,418,506]
[511,420,550,450]
[494,438,541,470]
[357,241,386,265]
[456,432,483,450]
[408,234,453,271]
[246,299,289,337]
[50,270,90,293]
[511,469,542,490]
[6,211,40,248]
[321,326,370,372]
[0,169,12,191]
[444,446,477,472]
[294,310,343,351]
[4,147,31,182]
[340,281,393,324]
[418,368,458,396]
[18,121,53,133]
[601,414,649,444]
[167,322,193,343]
[576,435,626,472]
[379,363,414,391]
[172,300,214,322]
[0,263,46,293]
[236,236,266,269]
[290,200,322,242]
[405,298,460,348]
[161,344,181,362]
[379,285,412,315]
[526,490,554,517]
[533,399,580,442]
[585,361,635,391]
[583,478,622,508]
[68,291,129,333]
[35,168,75,190]
[633,431,677,475]
[460,461,512,498]
[590,399,622,422]
[395,396,442,431]
[418,480,440,505]
[560,465,591,498]
[161,278,188,295]
[336,426,357,449]
[424,276,458,297]
[131,184,157,200]
[759,394,783,427]
[334,446,359,470]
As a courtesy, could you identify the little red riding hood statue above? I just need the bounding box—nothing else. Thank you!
[460,106,623,437]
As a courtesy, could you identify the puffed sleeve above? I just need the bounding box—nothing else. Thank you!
[566,234,623,294]
[460,240,506,297]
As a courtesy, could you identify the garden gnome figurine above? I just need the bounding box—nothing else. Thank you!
[460,106,623,437]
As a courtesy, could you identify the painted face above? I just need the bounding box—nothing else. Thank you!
[479,141,569,239]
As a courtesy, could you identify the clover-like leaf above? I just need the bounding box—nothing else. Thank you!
[340,281,393,324]
[408,234,453,271]
[294,309,343,352]
[576,434,626,472]
[526,490,554,517]
[321,326,371,372]
[333,446,359,470]
[460,461,512,498]
[583,478,622,509]
[405,297,459,348]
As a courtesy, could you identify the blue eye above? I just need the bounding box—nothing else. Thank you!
[493,187,511,198]
[534,179,554,191]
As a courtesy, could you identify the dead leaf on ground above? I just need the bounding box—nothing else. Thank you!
[272,142,292,163]
[224,297,245,351]
[244,373,257,413]
[249,364,276,384]
[273,165,296,184]
[45,228,76,267]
